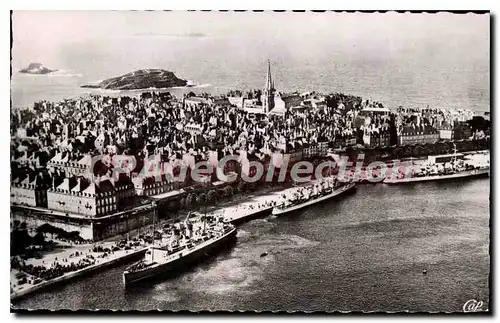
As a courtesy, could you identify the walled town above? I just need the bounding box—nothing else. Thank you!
[10,61,490,251]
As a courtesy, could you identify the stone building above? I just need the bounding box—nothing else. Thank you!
[46,175,134,217]
[11,171,51,207]
[397,124,440,146]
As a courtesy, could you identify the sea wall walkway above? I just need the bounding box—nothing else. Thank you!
[11,247,147,302]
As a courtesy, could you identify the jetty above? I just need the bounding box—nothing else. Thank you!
[11,246,147,302]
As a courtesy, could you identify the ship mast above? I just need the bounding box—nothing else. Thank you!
[452,142,458,167]
[152,201,157,262]
[184,211,193,238]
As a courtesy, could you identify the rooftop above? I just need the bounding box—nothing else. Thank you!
[150,189,186,200]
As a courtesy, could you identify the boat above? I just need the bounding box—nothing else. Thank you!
[384,145,490,184]
[271,180,356,216]
[383,167,489,184]
[122,212,237,286]
[224,204,274,224]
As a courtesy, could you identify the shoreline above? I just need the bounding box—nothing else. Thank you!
[10,184,294,302]
[10,166,490,303]
[10,247,148,303]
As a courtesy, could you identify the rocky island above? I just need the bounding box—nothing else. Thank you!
[19,63,57,75]
[81,69,188,90]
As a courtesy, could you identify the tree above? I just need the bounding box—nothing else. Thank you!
[425,143,436,156]
[19,221,27,231]
[435,142,446,155]
[373,148,382,161]
[207,190,217,206]
[346,147,357,162]
[467,116,490,133]
[185,194,194,209]
[198,193,207,206]
[420,146,429,157]
[455,140,466,152]
[445,142,454,154]
[10,228,32,255]
[464,140,474,152]
[237,180,247,193]
[33,231,46,246]
[248,182,257,191]
[477,138,488,150]
[224,186,233,197]
[191,194,198,208]
[393,147,403,159]
[413,145,424,158]
[402,146,413,158]
[179,198,186,208]
[37,223,59,239]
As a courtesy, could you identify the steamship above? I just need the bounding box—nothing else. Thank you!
[272,179,356,216]
[384,148,489,184]
[123,213,237,286]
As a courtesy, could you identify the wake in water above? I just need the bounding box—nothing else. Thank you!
[146,224,320,301]
[151,284,182,303]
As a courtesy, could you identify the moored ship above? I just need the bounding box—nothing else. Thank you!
[272,179,356,216]
[224,204,275,224]
[384,149,489,184]
[123,213,237,286]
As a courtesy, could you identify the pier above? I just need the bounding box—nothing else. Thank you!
[11,246,147,302]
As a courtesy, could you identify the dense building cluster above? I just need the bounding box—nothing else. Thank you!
[10,61,486,222]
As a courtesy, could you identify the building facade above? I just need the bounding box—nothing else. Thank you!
[46,176,126,217]
[397,125,440,146]
[11,174,50,207]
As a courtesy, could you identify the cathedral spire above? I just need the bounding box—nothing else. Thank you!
[262,59,275,114]
[265,59,274,91]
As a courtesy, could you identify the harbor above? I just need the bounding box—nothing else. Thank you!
[9,182,317,301]
[11,243,148,302]
[11,178,490,312]
[10,153,489,304]
[9,11,490,313]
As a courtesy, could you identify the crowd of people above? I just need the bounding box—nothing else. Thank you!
[11,255,96,281]
[228,200,278,218]
[11,236,147,286]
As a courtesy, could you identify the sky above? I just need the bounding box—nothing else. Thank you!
[11,11,489,70]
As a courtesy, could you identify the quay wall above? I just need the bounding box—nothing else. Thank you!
[11,210,94,240]
[11,247,147,303]
[11,205,170,241]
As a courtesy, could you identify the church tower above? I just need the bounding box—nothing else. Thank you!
[262,60,275,113]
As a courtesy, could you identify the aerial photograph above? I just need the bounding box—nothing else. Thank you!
[10,11,490,313]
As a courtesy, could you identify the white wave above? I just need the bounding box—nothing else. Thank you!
[194,83,212,88]
[184,257,263,295]
[169,83,212,90]
[236,229,251,239]
[47,70,83,77]
[242,232,319,251]
[81,88,120,95]
[266,215,278,222]
[81,83,213,92]
[151,289,181,303]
